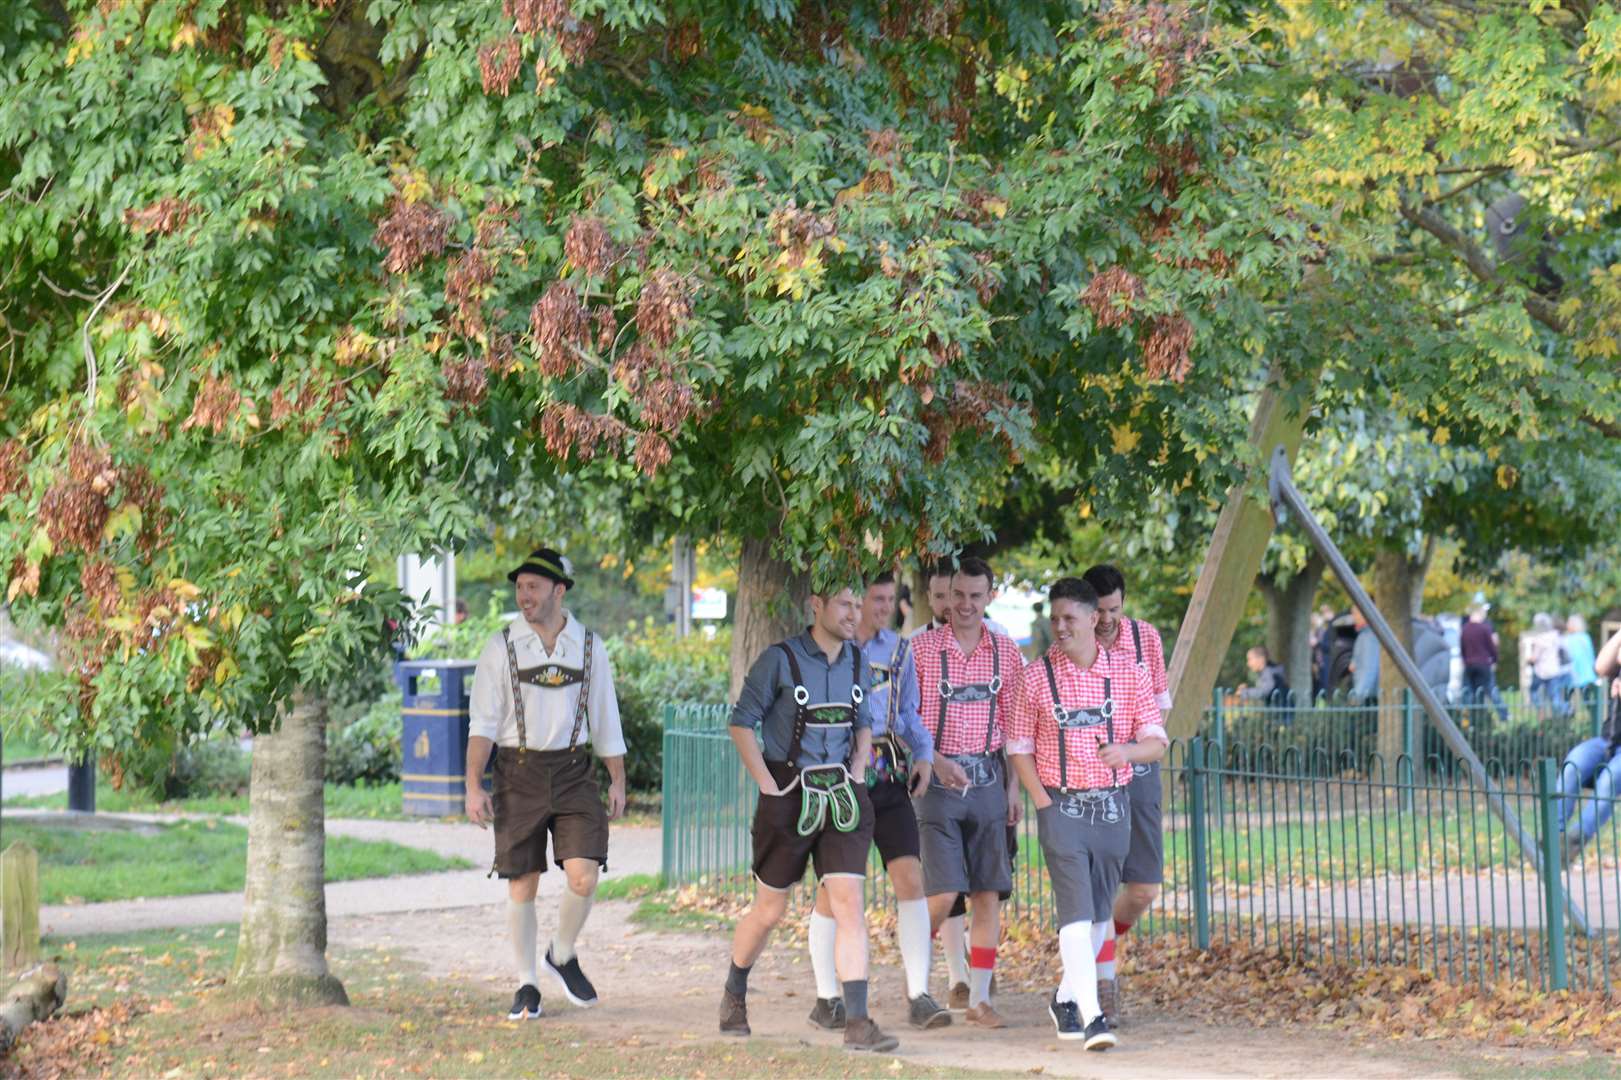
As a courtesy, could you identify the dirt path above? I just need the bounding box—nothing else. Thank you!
[333,900,1525,1080]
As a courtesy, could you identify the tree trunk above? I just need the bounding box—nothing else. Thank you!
[0,963,65,1056]
[729,535,810,702]
[231,692,348,1006]
[1256,553,1324,705]
[1373,546,1431,767]
[901,562,931,637]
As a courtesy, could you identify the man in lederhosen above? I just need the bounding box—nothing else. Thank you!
[910,557,1025,1028]
[803,572,950,1032]
[1082,563,1172,1024]
[1007,576,1166,1051]
[910,558,1015,1010]
[465,548,626,1021]
[719,584,900,1053]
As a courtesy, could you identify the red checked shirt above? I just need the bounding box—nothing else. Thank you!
[1103,618,1171,716]
[909,624,1024,756]
[1007,645,1168,790]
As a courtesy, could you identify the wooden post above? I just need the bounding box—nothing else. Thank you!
[1,842,41,974]
[1166,362,1319,741]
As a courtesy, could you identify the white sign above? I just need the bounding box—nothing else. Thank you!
[692,587,728,621]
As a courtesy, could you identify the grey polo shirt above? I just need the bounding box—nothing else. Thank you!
[731,631,872,768]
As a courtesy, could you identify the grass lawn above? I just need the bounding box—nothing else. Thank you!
[1,724,54,763]
[13,925,987,1079]
[5,779,665,825]
[6,819,471,905]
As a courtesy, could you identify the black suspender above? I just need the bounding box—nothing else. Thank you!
[1131,618,1143,666]
[935,636,1002,754]
[887,636,909,735]
[776,641,863,767]
[1043,655,1114,791]
[503,625,595,757]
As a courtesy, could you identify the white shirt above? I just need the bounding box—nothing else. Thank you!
[468,612,626,756]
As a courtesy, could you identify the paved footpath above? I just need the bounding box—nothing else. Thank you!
[7,808,661,937]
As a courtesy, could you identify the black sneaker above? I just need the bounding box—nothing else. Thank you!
[807,996,847,1030]
[507,983,542,1020]
[1083,1013,1118,1052]
[544,947,598,1008]
[1048,992,1083,1041]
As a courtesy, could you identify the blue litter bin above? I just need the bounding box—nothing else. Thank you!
[394,660,482,817]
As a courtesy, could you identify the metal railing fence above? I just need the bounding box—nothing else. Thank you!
[662,706,1621,993]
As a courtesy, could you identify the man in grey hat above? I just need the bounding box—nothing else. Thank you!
[466,547,627,1021]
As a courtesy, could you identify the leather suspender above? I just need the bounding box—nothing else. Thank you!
[503,625,595,757]
[887,636,909,735]
[1043,655,1113,791]
[1131,618,1143,666]
[935,637,1001,754]
[777,642,862,767]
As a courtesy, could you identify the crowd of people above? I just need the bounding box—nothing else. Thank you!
[456,543,1619,1054]
[462,549,1171,1054]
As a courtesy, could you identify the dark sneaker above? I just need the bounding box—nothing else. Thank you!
[807,996,847,1030]
[544,947,598,1008]
[507,983,542,1020]
[1049,992,1083,1041]
[908,992,951,1030]
[843,1016,900,1053]
[719,989,750,1036]
[947,981,970,1010]
[1098,976,1122,1027]
[1083,1014,1118,1052]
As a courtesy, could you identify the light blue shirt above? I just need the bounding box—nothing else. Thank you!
[1565,631,1598,688]
[856,627,935,764]
[1351,627,1381,701]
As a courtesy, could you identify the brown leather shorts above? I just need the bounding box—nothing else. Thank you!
[491,747,609,879]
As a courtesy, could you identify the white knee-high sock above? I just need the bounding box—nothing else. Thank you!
[509,899,538,987]
[808,911,840,999]
[896,899,932,999]
[942,914,969,986]
[1058,921,1100,1021]
[1096,918,1117,980]
[551,886,595,963]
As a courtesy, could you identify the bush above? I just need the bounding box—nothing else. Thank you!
[327,691,404,786]
[606,622,730,791]
[163,738,252,800]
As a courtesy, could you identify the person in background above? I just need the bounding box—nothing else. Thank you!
[1555,626,1621,863]
[1460,597,1509,723]
[1565,614,1598,694]
[1028,600,1054,661]
[1528,612,1572,720]
[1349,611,1380,703]
[1238,646,1288,704]
[895,584,914,634]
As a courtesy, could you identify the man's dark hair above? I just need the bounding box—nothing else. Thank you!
[866,571,896,589]
[1048,576,1099,610]
[1249,644,1273,662]
[1081,563,1126,600]
[926,558,956,584]
[953,556,995,589]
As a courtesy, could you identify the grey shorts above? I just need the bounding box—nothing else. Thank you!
[1036,786,1132,928]
[1122,762,1164,885]
[916,754,1011,897]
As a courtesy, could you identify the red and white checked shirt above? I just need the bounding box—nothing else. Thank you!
[908,624,1024,756]
[1007,645,1167,790]
[1102,617,1172,716]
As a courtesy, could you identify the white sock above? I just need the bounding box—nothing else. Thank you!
[1097,919,1117,981]
[942,914,969,987]
[969,962,993,1008]
[509,899,538,987]
[896,899,932,999]
[551,886,595,964]
[808,911,840,999]
[1058,921,1100,1021]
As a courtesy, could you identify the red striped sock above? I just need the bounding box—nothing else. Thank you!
[969,946,997,970]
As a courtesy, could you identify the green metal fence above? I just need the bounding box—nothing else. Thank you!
[662,706,1621,993]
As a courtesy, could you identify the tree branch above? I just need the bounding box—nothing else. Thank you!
[81,255,138,415]
[1397,202,1566,333]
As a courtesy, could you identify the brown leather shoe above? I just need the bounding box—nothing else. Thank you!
[964,1002,1005,1029]
[1098,976,1122,1027]
[719,989,750,1036]
[948,981,970,1010]
[843,1016,900,1053]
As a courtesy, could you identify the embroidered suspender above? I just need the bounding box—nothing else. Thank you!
[887,636,909,735]
[502,626,596,758]
[935,637,1002,754]
[1043,656,1114,791]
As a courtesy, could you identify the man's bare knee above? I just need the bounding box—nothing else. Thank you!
[565,865,599,897]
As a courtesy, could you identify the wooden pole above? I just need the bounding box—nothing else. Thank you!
[1,842,40,974]
[1165,362,1319,741]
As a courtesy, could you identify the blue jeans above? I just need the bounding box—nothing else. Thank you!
[1534,673,1573,718]
[1556,737,1621,842]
